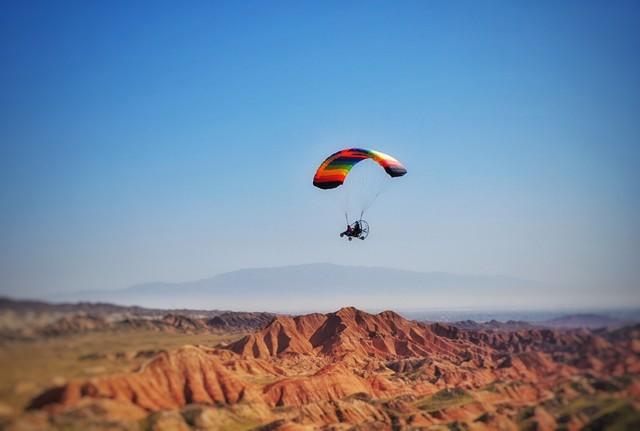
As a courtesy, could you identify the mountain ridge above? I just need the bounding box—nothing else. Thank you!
[22,306,640,430]
[51,263,560,311]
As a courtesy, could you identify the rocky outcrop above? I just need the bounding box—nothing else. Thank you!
[20,307,640,430]
[29,346,261,412]
[230,307,486,361]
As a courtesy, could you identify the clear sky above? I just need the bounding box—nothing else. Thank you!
[1,1,639,307]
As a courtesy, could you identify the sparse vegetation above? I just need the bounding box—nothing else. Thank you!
[558,395,640,431]
[415,388,474,413]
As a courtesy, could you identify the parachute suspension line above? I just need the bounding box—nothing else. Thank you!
[361,175,391,215]
[312,148,407,235]
[359,184,382,217]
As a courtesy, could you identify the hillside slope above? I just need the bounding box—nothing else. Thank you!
[18,307,640,430]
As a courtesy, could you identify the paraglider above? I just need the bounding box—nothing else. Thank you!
[313,148,407,240]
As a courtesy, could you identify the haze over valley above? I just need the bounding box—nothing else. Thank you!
[46,263,628,313]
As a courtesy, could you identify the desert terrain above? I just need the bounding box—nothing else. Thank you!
[1,300,639,430]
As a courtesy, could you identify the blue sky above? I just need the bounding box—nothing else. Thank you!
[1,1,639,307]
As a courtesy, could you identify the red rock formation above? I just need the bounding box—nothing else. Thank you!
[230,307,484,362]
[23,307,640,430]
[29,346,260,412]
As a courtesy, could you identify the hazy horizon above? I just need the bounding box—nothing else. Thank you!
[1,2,639,308]
[1,263,633,313]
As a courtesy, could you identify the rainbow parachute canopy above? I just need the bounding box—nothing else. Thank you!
[313,148,407,190]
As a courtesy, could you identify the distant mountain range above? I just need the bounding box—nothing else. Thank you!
[544,313,625,329]
[0,297,275,339]
[48,263,574,312]
[2,297,635,332]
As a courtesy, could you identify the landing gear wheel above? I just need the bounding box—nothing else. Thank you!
[342,219,370,241]
[358,220,370,240]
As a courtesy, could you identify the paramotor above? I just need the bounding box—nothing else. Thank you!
[313,148,407,241]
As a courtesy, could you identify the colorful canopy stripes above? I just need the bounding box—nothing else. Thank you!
[313,148,407,189]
